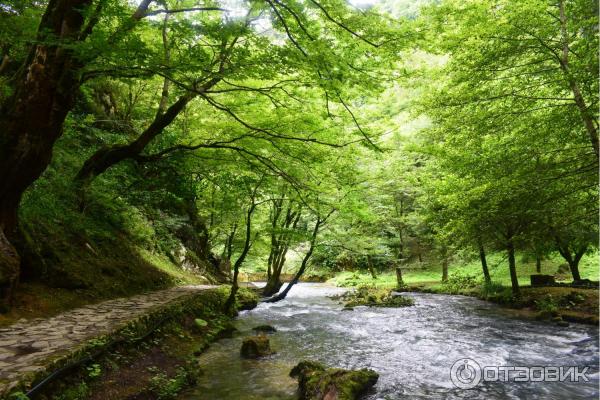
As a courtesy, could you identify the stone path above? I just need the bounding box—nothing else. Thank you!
[0,285,215,396]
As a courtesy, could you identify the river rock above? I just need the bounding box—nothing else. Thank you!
[236,288,259,311]
[290,360,378,400]
[252,324,277,333]
[240,335,274,358]
[341,287,414,308]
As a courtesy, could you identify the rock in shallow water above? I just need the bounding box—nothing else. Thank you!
[341,286,414,308]
[240,335,274,358]
[252,324,277,333]
[290,360,378,400]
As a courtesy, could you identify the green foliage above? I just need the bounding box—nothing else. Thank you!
[559,291,586,308]
[51,382,89,400]
[148,365,200,400]
[86,363,102,379]
[442,272,479,294]
[7,392,29,400]
[2,0,596,318]
[479,281,513,304]
[535,295,560,314]
[193,318,208,329]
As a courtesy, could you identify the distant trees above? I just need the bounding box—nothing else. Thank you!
[414,0,598,294]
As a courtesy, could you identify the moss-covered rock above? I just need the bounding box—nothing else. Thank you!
[240,335,274,358]
[341,286,414,308]
[290,360,378,400]
[236,288,259,311]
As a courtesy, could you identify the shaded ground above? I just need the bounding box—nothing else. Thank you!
[0,285,215,396]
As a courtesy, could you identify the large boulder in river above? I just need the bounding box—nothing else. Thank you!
[240,335,274,358]
[290,360,378,400]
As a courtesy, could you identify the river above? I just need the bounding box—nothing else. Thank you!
[181,283,599,399]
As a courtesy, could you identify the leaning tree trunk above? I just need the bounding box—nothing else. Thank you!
[74,93,195,207]
[0,0,94,309]
[478,240,491,284]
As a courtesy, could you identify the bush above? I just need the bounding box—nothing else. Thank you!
[480,281,513,303]
[442,272,479,294]
[535,295,559,314]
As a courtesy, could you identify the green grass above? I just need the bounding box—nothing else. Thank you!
[137,249,206,286]
[328,251,599,289]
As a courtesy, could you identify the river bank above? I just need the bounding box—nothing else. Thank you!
[179,283,599,400]
[329,266,599,326]
[398,282,599,326]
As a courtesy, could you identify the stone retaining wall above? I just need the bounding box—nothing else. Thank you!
[0,285,218,398]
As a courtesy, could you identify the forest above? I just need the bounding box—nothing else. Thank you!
[0,0,598,399]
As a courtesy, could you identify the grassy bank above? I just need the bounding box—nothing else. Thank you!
[328,252,599,325]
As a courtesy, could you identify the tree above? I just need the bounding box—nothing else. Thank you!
[223,174,264,313]
[262,193,303,296]
[265,207,334,302]
[0,0,399,309]
[413,0,598,295]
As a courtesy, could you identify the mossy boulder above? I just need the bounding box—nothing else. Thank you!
[341,286,414,308]
[290,360,378,400]
[240,335,274,358]
[236,288,259,311]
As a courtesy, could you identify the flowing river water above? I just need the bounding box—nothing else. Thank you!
[181,283,599,400]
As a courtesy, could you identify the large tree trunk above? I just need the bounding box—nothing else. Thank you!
[0,0,94,310]
[0,229,20,312]
[507,241,520,297]
[0,0,157,310]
